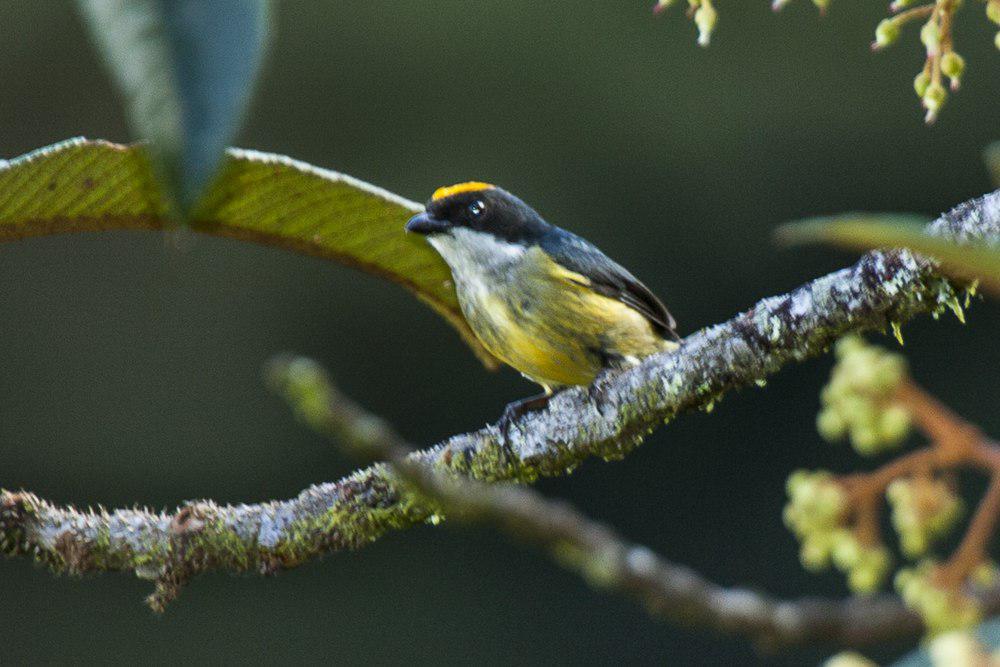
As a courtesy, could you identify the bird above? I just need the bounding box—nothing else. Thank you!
[406,182,679,424]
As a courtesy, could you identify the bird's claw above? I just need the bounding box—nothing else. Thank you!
[497,393,553,437]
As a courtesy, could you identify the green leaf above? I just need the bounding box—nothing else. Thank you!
[775,214,1000,296]
[76,0,271,213]
[0,138,499,369]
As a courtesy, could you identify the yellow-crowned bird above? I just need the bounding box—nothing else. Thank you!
[407,182,679,423]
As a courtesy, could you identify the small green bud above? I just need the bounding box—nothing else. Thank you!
[831,533,862,570]
[850,425,880,455]
[786,469,812,497]
[834,336,862,358]
[895,562,983,634]
[848,566,881,594]
[816,483,846,517]
[875,19,900,48]
[971,561,999,588]
[895,568,916,597]
[923,82,947,112]
[988,1,1000,26]
[694,4,717,47]
[812,0,830,11]
[846,545,891,593]
[920,21,941,54]
[872,356,906,394]
[888,478,911,502]
[914,71,931,97]
[800,539,831,571]
[837,396,868,423]
[900,532,928,558]
[941,52,965,81]
[995,31,1000,51]
[782,504,798,530]
[877,405,911,444]
[817,409,847,442]
[888,477,962,558]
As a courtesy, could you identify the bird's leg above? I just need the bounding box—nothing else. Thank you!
[587,368,616,407]
[498,390,557,435]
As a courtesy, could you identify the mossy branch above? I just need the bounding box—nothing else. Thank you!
[2,190,998,628]
[264,355,1000,652]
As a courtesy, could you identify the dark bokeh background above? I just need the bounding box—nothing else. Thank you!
[2,2,998,665]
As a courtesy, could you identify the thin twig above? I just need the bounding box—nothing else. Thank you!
[938,476,1000,588]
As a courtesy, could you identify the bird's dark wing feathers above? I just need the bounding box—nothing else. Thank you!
[540,230,679,340]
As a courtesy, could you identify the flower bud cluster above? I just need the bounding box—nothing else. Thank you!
[816,337,911,456]
[831,531,893,594]
[896,562,982,634]
[784,470,846,570]
[658,0,995,122]
[887,477,963,558]
[868,1,972,122]
[784,471,893,592]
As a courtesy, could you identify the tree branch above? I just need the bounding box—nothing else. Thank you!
[262,356,1000,652]
[2,190,998,628]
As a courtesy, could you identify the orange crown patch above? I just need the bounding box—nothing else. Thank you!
[432,181,495,201]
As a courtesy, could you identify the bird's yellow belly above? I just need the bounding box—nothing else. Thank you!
[457,272,671,389]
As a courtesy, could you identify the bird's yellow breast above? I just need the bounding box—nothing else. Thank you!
[453,247,673,389]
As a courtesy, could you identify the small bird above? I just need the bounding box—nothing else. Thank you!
[406,182,679,421]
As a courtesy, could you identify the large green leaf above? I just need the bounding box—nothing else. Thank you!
[76,0,271,213]
[0,138,498,368]
[776,214,1000,296]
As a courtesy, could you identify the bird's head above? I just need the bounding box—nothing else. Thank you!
[405,182,548,245]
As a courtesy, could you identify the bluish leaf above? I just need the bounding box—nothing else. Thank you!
[76,0,271,214]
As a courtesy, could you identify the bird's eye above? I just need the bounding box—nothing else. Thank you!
[467,200,485,218]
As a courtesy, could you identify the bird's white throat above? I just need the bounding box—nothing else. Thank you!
[427,228,526,288]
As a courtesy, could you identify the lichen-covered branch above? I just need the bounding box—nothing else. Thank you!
[264,355,1000,652]
[2,190,999,617]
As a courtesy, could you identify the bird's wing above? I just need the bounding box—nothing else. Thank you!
[539,230,679,340]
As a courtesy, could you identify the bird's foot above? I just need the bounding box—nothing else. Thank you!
[587,367,618,407]
[498,392,553,437]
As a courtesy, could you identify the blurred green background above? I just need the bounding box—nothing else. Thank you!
[1,2,998,664]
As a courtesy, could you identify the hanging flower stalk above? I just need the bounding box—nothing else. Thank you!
[653,0,1000,123]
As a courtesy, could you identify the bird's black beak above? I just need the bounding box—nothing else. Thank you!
[405,212,451,235]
